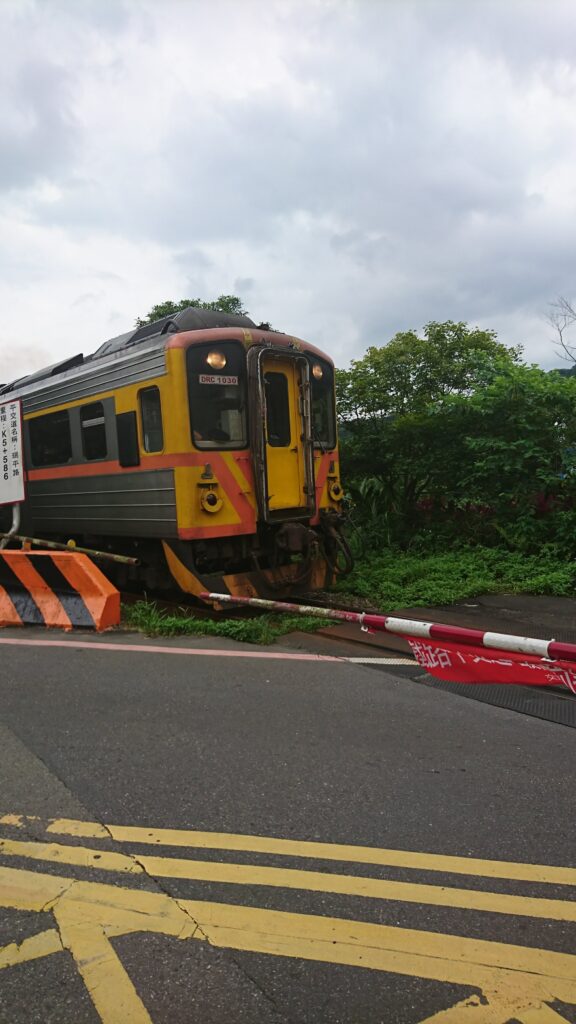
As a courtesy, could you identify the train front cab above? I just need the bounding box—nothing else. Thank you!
[161,331,349,600]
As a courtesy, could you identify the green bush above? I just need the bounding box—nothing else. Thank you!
[336,547,576,609]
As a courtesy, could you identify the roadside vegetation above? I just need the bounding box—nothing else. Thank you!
[337,321,576,555]
[336,548,576,609]
[123,601,325,645]
[335,320,576,610]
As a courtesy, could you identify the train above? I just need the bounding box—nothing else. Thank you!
[0,308,352,599]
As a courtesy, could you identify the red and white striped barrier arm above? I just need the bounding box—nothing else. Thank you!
[200,593,576,693]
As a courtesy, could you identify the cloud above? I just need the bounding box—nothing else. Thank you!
[2,0,576,378]
[0,59,76,190]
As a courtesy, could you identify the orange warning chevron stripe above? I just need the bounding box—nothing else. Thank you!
[4,554,73,629]
[0,552,119,631]
[0,584,21,626]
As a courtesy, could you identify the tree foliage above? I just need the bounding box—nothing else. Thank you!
[136,295,247,326]
[336,321,521,421]
[338,322,576,556]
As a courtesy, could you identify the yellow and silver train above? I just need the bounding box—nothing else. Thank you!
[0,308,351,598]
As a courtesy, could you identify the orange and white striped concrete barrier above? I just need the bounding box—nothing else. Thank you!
[0,551,120,631]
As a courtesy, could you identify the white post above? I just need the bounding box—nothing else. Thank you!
[0,503,21,549]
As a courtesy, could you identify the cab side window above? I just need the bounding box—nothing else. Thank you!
[139,387,164,452]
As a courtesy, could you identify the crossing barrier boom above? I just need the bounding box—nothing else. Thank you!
[200,592,576,693]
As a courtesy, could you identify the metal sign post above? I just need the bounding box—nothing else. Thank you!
[0,398,25,548]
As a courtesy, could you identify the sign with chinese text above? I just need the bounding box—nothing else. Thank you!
[0,399,25,506]
[406,637,576,693]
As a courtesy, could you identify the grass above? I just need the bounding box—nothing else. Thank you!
[336,546,576,609]
[122,600,325,645]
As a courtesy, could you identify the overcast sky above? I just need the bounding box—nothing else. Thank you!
[2,0,576,380]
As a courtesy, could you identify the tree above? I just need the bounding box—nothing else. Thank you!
[462,365,576,504]
[336,321,522,422]
[547,295,576,363]
[339,324,576,554]
[334,323,576,550]
[136,295,248,327]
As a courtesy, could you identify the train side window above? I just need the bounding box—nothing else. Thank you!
[265,372,291,447]
[139,387,164,452]
[29,409,72,467]
[80,401,107,461]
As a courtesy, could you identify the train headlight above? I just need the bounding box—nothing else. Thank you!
[312,363,323,380]
[206,350,227,370]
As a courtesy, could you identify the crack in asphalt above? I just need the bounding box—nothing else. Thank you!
[125,844,287,1021]
[40,877,77,915]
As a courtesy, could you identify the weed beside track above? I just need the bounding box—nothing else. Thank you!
[122,599,324,645]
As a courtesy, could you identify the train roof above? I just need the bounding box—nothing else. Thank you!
[0,308,260,398]
[0,308,331,412]
[91,307,259,361]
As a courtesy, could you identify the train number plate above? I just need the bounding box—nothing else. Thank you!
[199,374,239,385]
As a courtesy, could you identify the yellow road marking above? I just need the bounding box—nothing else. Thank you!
[46,816,109,839]
[1,814,575,1024]
[0,835,574,923]
[0,864,574,1024]
[0,929,62,970]
[0,815,25,828]
[33,814,576,887]
[138,853,576,922]
[0,837,142,874]
[416,994,569,1022]
[63,922,154,1024]
[0,863,72,911]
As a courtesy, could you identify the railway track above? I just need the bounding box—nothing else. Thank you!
[120,587,576,727]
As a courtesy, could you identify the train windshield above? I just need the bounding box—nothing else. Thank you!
[187,342,247,449]
[310,358,336,449]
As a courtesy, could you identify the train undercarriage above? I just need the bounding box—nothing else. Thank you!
[82,511,353,601]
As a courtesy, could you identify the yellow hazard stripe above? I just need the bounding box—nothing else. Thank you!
[1,865,576,1012]
[0,837,575,922]
[21,814,576,887]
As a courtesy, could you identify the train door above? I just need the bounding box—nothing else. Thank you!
[256,353,316,519]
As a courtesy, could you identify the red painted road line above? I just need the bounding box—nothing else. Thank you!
[0,637,341,661]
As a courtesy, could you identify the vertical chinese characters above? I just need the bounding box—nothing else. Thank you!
[0,405,8,484]
[0,400,24,505]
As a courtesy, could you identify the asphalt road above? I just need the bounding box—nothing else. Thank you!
[0,628,574,1024]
